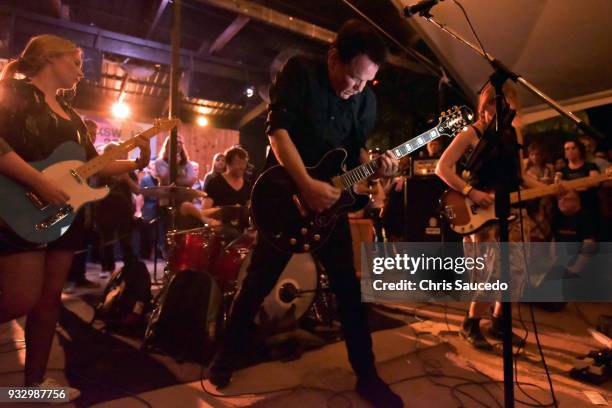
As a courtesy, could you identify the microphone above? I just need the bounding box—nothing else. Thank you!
[404,0,441,17]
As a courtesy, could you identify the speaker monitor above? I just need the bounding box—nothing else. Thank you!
[402,176,461,242]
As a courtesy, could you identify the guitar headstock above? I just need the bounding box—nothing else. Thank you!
[436,105,475,138]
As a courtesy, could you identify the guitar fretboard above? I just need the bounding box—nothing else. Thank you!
[336,127,441,189]
[510,173,609,203]
[75,121,177,179]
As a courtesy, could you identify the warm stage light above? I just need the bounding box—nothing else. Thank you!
[111,101,130,119]
[245,86,255,98]
[196,116,209,127]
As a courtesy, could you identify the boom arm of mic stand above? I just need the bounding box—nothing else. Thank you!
[419,15,607,140]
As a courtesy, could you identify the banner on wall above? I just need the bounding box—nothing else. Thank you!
[81,114,159,159]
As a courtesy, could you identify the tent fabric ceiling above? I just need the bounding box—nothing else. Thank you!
[402,0,612,123]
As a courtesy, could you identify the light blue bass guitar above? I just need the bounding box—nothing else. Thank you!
[0,118,179,244]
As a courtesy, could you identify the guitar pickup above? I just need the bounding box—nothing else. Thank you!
[35,205,74,231]
[25,191,49,210]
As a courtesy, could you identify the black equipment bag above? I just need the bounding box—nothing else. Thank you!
[94,260,152,333]
[143,269,221,362]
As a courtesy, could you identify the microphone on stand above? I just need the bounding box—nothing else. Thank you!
[404,0,442,18]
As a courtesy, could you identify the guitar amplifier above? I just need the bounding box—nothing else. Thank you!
[412,158,438,177]
[403,176,462,243]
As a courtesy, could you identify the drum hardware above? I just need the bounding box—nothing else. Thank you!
[144,226,340,356]
[199,205,251,230]
[140,186,208,202]
[308,269,339,329]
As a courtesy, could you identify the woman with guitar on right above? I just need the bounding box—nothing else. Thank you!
[435,81,547,350]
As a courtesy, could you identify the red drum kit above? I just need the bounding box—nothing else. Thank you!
[140,187,337,351]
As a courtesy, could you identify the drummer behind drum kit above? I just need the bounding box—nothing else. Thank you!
[138,186,339,358]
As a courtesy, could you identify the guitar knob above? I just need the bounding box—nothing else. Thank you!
[303,244,310,251]
[300,228,308,235]
[314,234,321,241]
[289,238,297,245]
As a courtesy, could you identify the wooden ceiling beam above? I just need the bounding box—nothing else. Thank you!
[208,15,250,54]
[146,0,170,39]
[195,0,428,73]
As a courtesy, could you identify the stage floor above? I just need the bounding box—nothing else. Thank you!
[1,261,610,408]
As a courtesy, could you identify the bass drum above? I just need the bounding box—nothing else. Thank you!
[236,252,318,323]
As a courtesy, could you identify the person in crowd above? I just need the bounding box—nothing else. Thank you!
[554,157,566,173]
[435,80,546,351]
[138,166,163,260]
[202,152,226,190]
[154,135,198,188]
[190,162,206,209]
[0,34,150,398]
[579,134,610,173]
[523,141,555,241]
[381,158,410,242]
[95,143,141,278]
[524,141,554,184]
[424,138,444,159]
[153,134,198,230]
[553,138,601,275]
[180,146,252,233]
[363,148,393,242]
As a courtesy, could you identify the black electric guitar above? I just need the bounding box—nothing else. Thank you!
[251,105,475,253]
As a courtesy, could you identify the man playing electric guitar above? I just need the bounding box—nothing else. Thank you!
[209,20,403,407]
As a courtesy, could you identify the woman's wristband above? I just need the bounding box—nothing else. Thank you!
[462,183,474,196]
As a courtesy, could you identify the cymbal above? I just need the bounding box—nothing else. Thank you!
[200,205,249,221]
[141,186,207,200]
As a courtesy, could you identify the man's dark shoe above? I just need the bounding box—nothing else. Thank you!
[489,315,526,347]
[356,375,403,408]
[460,316,493,351]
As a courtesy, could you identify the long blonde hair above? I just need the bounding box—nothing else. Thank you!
[0,34,81,80]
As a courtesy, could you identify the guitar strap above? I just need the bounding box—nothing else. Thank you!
[463,125,489,174]
[59,98,90,150]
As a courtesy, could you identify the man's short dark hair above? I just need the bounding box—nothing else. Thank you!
[333,19,388,65]
[225,146,249,164]
[565,138,586,159]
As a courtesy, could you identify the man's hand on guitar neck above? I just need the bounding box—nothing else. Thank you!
[301,177,341,213]
[373,151,399,178]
